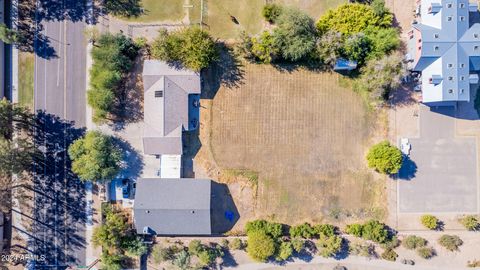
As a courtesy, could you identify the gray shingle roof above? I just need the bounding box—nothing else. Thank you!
[133,178,212,235]
[409,0,480,103]
[142,60,201,155]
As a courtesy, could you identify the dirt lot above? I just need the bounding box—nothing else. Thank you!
[194,61,387,230]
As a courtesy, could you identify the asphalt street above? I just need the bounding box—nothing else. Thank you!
[33,0,88,268]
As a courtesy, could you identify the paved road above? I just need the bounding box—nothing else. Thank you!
[33,0,88,268]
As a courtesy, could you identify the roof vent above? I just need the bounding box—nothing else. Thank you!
[155,90,163,98]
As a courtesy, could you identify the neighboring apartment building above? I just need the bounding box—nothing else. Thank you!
[142,60,200,178]
[407,0,480,104]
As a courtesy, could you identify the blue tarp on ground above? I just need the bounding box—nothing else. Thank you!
[334,58,358,71]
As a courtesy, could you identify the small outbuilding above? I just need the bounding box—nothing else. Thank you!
[133,178,212,235]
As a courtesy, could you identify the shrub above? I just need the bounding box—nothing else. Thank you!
[246,231,276,262]
[345,223,363,237]
[245,219,283,238]
[272,7,317,62]
[262,4,283,23]
[188,240,203,255]
[316,3,393,35]
[381,248,398,261]
[172,250,191,269]
[349,241,376,258]
[467,260,480,267]
[151,27,218,71]
[459,215,479,231]
[228,238,244,250]
[276,241,293,261]
[402,235,427,250]
[366,141,403,174]
[316,30,344,67]
[291,237,305,253]
[356,52,406,101]
[251,31,278,63]
[361,220,389,244]
[421,215,439,230]
[220,239,229,249]
[151,245,174,263]
[317,234,343,258]
[122,236,148,257]
[290,223,316,239]
[314,224,336,237]
[417,247,435,259]
[198,249,217,267]
[438,235,463,251]
[380,236,400,249]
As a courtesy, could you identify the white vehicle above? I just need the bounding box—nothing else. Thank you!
[400,138,411,156]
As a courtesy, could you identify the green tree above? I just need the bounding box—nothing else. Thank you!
[103,0,143,18]
[317,234,343,258]
[151,244,174,263]
[357,52,406,101]
[246,231,276,262]
[316,30,344,67]
[366,141,403,174]
[365,27,400,59]
[251,31,278,63]
[245,219,283,238]
[289,223,316,239]
[438,235,463,251]
[345,223,363,237]
[0,23,19,44]
[459,215,479,231]
[361,220,389,244]
[402,235,427,250]
[276,241,293,261]
[68,131,123,182]
[101,252,124,270]
[316,3,393,35]
[262,4,283,23]
[314,224,336,237]
[342,33,372,65]
[291,237,305,253]
[92,207,128,251]
[272,7,317,62]
[188,240,203,255]
[88,33,138,122]
[122,236,148,257]
[421,215,439,230]
[198,249,217,267]
[371,0,388,17]
[151,27,218,71]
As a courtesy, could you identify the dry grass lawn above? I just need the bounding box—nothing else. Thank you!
[205,0,346,39]
[197,62,386,229]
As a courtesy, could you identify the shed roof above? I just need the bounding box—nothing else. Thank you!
[133,178,212,235]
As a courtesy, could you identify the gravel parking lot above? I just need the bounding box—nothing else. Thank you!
[398,105,478,213]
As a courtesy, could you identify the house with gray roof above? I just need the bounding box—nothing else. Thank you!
[142,60,201,178]
[407,0,480,104]
[133,178,212,235]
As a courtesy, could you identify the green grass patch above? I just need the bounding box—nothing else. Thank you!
[18,52,34,110]
[224,168,259,186]
[123,0,185,23]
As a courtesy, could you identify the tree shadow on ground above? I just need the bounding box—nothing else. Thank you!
[31,111,87,268]
[109,55,145,130]
[201,43,245,99]
[112,137,144,180]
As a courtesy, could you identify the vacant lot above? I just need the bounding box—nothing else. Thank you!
[198,62,386,227]
[205,0,346,39]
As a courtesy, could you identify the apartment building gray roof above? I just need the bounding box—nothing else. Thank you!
[142,60,201,155]
[408,0,480,103]
[133,178,212,235]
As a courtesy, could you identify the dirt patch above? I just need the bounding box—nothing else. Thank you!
[195,62,386,230]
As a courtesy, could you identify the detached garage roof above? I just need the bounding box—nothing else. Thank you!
[133,178,212,235]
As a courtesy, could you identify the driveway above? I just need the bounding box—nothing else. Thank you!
[398,105,479,213]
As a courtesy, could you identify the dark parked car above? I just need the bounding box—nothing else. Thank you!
[122,179,130,199]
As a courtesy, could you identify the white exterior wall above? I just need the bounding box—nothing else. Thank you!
[160,154,182,178]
